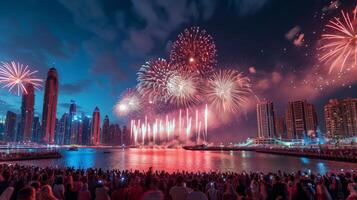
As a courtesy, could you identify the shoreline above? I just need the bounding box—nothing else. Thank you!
[183,146,357,163]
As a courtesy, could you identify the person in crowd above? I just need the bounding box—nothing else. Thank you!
[78,183,91,200]
[187,179,207,200]
[141,176,164,200]
[52,177,64,200]
[16,187,36,200]
[38,185,57,200]
[169,176,188,200]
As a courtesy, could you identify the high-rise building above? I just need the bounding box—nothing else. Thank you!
[285,100,318,139]
[101,115,110,145]
[275,116,286,138]
[64,101,76,145]
[81,115,91,145]
[41,68,58,144]
[91,107,100,145]
[32,116,41,143]
[0,116,6,140]
[256,102,276,138]
[71,115,83,144]
[324,98,357,138]
[122,125,129,146]
[20,84,35,142]
[5,111,17,142]
[109,124,121,146]
[55,113,68,145]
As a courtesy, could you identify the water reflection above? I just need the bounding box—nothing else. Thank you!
[2,148,357,173]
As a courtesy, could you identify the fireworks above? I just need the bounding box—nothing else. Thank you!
[0,61,42,95]
[205,69,251,113]
[137,58,177,101]
[114,88,142,117]
[166,72,201,107]
[170,27,217,76]
[318,6,357,73]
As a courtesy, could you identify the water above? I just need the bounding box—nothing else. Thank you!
[2,148,357,173]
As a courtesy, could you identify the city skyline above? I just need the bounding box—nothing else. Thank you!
[0,1,356,142]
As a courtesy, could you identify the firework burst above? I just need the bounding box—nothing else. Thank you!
[170,27,217,77]
[137,58,178,101]
[114,88,142,117]
[318,6,357,73]
[166,72,201,108]
[0,61,42,95]
[205,69,251,113]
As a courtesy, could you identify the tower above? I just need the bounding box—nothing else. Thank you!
[91,107,100,145]
[41,68,58,144]
[20,84,35,142]
[256,102,276,138]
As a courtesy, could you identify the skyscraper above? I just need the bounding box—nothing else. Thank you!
[32,116,41,143]
[5,111,17,142]
[64,101,76,145]
[81,115,91,145]
[324,98,357,138]
[275,116,286,138]
[102,115,110,145]
[56,113,68,145]
[256,102,276,138]
[20,84,35,142]
[71,115,83,144]
[91,107,100,145]
[41,68,58,144]
[285,100,318,139]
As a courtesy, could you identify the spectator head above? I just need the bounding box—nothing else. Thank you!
[191,179,199,190]
[176,176,184,186]
[17,186,35,200]
[55,176,63,185]
[40,185,55,199]
[149,176,160,190]
[30,182,40,191]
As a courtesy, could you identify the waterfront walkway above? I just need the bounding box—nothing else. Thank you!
[184,146,357,163]
[0,151,61,161]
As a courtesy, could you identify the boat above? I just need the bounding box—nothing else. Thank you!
[103,151,111,154]
[68,146,78,151]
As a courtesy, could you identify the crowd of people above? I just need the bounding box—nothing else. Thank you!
[0,164,356,200]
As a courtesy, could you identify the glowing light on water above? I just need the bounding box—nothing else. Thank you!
[130,107,209,146]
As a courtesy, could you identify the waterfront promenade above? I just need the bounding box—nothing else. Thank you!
[184,145,357,163]
[0,151,61,161]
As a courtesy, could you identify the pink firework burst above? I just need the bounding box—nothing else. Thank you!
[170,27,217,77]
[319,6,357,73]
[0,61,42,95]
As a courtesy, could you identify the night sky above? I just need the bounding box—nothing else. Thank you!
[0,0,356,142]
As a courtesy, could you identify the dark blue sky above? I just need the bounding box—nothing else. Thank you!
[0,0,356,141]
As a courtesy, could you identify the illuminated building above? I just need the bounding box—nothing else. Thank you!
[101,115,110,145]
[324,98,357,138]
[274,116,286,138]
[90,107,100,145]
[285,100,318,139]
[20,84,35,142]
[81,114,91,145]
[64,101,76,145]
[5,111,17,142]
[55,113,67,145]
[256,102,276,138]
[41,68,58,144]
[32,116,41,143]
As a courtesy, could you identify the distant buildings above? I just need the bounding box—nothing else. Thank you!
[256,100,318,140]
[324,98,357,138]
[91,107,101,145]
[101,115,110,144]
[5,111,17,142]
[285,100,318,139]
[20,84,35,142]
[41,68,58,144]
[256,102,276,138]
[32,116,41,143]
[81,115,91,145]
